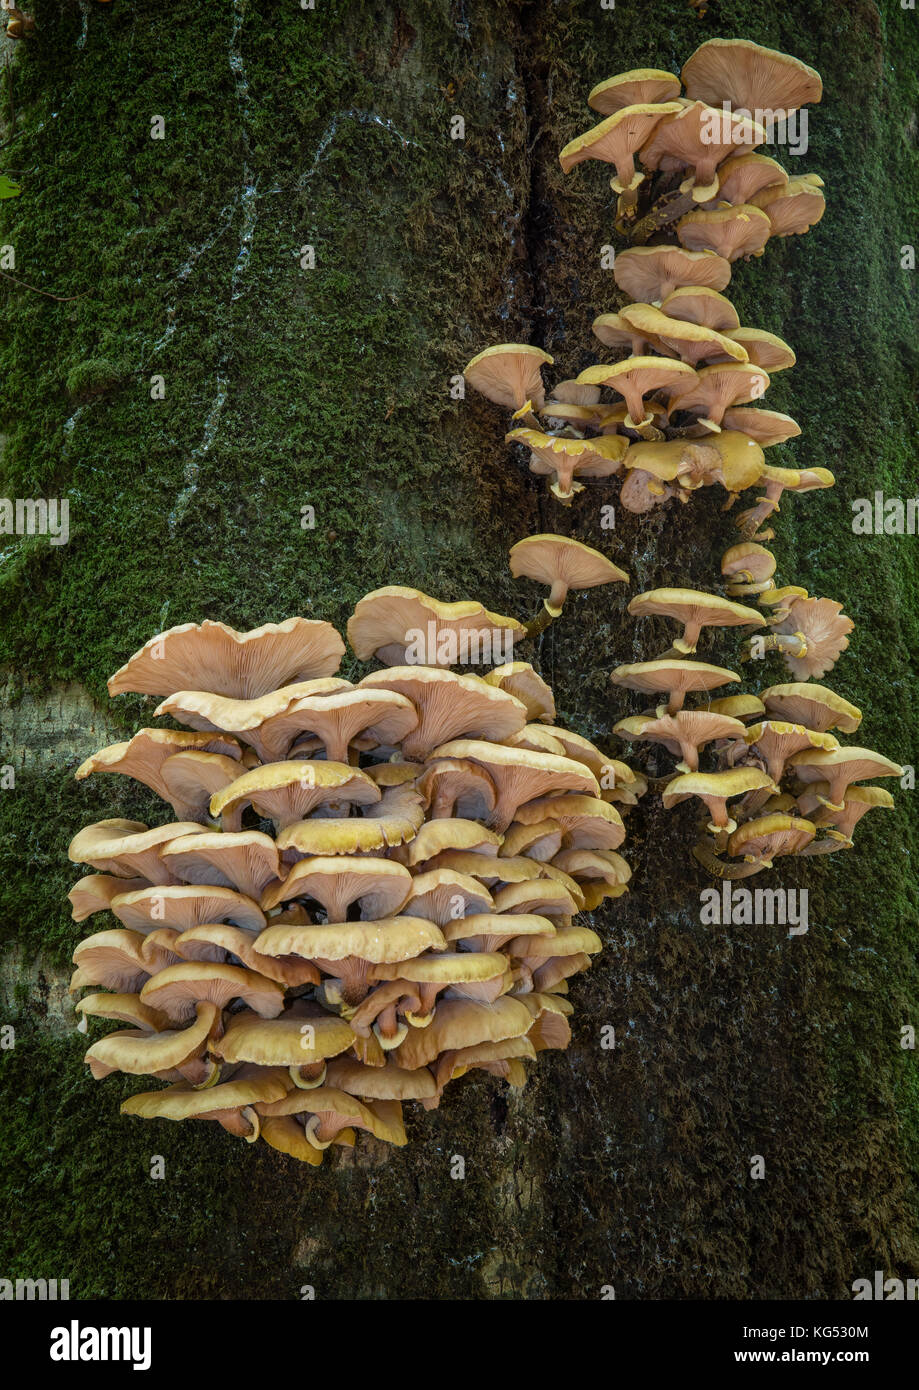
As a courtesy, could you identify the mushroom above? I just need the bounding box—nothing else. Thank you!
[587,69,682,115]
[261,856,412,920]
[483,662,556,722]
[668,363,770,432]
[577,356,698,432]
[275,785,424,859]
[677,204,773,261]
[639,101,766,203]
[721,542,776,596]
[85,1001,222,1082]
[249,688,418,763]
[392,996,534,1070]
[741,720,840,783]
[614,710,746,773]
[213,1003,355,1090]
[428,738,599,833]
[760,682,861,735]
[660,286,740,332]
[617,304,748,368]
[153,678,351,759]
[70,929,178,995]
[75,729,241,815]
[175,925,319,988]
[735,465,833,539]
[107,618,345,699]
[401,817,502,867]
[705,694,766,724]
[726,813,816,867]
[462,343,554,416]
[613,246,732,305]
[401,867,494,923]
[611,658,740,716]
[513,795,625,851]
[627,587,764,656]
[681,38,823,116]
[160,829,283,899]
[68,820,204,886]
[796,785,895,850]
[747,595,853,680]
[662,767,777,837]
[751,175,826,236]
[359,666,526,759]
[416,759,497,820]
[209,760,380,832]
[347,586,525,667]
[505,427,628,502]
[509,534,629,637]
[786,747,903,813]
[721,407,801,446]
[705,152,788,206]
[121,1068,291,1141]
[139,962,285,1022]
[558,102,684,202]
[719,329,795,373]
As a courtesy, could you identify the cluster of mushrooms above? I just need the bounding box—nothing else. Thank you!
[610,583,900,877]
[464,39,830,525]
[69,611,641,1162]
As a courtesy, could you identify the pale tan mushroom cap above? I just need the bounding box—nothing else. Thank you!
[463,343,554,411]
[588,69,682,115]
[347,586,525,666]
[509,534,629,604]
[760,682,862,734]
[359,666,527,758]
[613,246,732,304]
[681,38,822,114]
[254,916,447,964]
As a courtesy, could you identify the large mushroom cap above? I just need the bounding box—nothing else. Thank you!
[558,102,684,191]
[787,746,903,810]
[670,362,770,429]
[614,710,746,773]
[611,659,740,715]
[681,38,822,115]
[743,720,839,782]
[160,829,282,899]
[347,586,525,667]
[140,961,285,1021]
[325,1057,438,1101]
[760,682,862,735]
[483,662,556,722]
[120,1067,288,1123]
[662,767,776,832]
[722,328,795,373]
[75,728,241,812]
[613,246,732,304]
[261,855,412,920]
[214,1006,355,1067]
[628,587,764,654]
[463,343,554,411]
[429,738,599,832]
[68,819,206,884]
[393,996,533,1070]
[509,534,629,612]
[677,205,772,262]
[588,69,681,115]
[751,174,826,236]
[85,1001,221,1080]
[254,916,447,965]
[111,883,266,934]
[577,356,697,429]
[639,101,766,198]
[359,666,526,759]
[210,760,380,831]
[709,152,788,206]
[727,812,816,865]
[618,304,748,368]
[660,286,740,332]
[107,617,345,699]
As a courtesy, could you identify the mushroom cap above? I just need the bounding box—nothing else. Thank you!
[253,687,419,762]
[160,830,282,899]
[727,812,816,863]
[401,867,494,923]
[760,682,861,735]
[140,961,285,1021]
[372,950,506,986]
[416,758,498,819]
[667,361,767,425]
[111,883,266,934]
[506,925,602,960]
[721,407,801,446]
[578,356,697,423]
[639,101,766,192]
[158,750,243,822]
[210,760,380,829]
[549,379,602,406]
[505,428,628,497]
[71,928,175,994]
[751,175,826,236]
[708,152,788,205]
[772,596,853,680]
[261,855,412,919]
[68,819,206,884]
[491,877,581,915]
[628,588,764,649]
[681,38,822,115]
[760,464,834,495]
[618,304,748,367]
[214,1006,356,1066]
[120,1066,289,1120]
[743,720,840,780]
[677,205,772,262]
[257,1086,407,1146]
[613,246,732,304]
[258,1115,325,1164]
[463,343,554,411]
[662,767,776,814]
[513,794,625,851]
[403,817,502,866]
[706,694,766,722]
[429,738,600,830]
[721,541,776,582]
[393,996,534,1069]
[722,328,795,372]
[347,586,525,666]
[75,992,170,1032]
[614,710,746,763]
[325,1057,438,1101]
[359,665,526,759]
[275,787,424,858]
[588,69,682,115]
[509,534,629,604]
[660,286,740,333]
[558,102,684,188]
[611,659,740,698]
[107,617,345,699]
[86,1002,221,1079]
[254,916,447,964]
[483,662,556,722]
[787,746,903,793]
[75,728,241,807]
[173,924,318,987]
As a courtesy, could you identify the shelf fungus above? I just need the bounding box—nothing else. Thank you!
[70,613,639,1163]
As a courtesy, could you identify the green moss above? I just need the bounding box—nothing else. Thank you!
[0,0,917,1299]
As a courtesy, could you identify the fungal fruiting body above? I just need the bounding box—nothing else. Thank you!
[70,613,641,1161]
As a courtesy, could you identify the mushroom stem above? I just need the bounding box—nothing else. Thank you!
[289,1060,328,1090]
[630,189,696,245]
[524,598,564,640]
[741,631,807,663]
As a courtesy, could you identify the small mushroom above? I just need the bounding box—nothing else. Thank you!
[611,658,740,716]
[627,587,764,656]
[462,343,554,415]
[509,534,629,637]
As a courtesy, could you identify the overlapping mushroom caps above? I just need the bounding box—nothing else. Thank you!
[612,574,900,875]
[70,613,640,1161]
[469,40,825,530]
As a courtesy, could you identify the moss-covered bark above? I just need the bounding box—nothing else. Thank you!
[0,0,917,1299]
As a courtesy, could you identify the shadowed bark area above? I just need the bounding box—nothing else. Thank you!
[0,0,917,1299]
